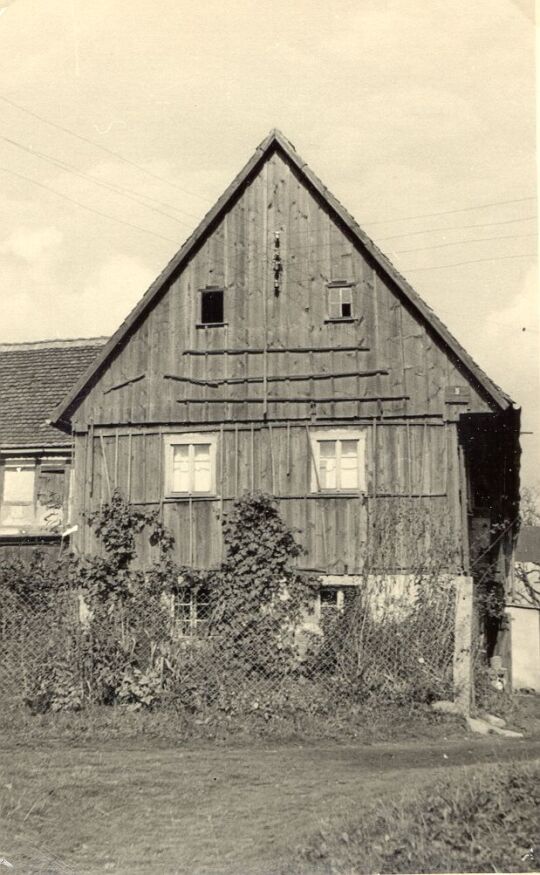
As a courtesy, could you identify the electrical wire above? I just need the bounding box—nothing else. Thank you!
[378,215,537,241]
[365,196,536,225]
[0,93,211,203]
[404,253,536,272]
[392,233,536,255]
[0,164,179,245]
[1,134,199,227]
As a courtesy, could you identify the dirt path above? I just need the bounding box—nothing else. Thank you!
[1,734,539,874]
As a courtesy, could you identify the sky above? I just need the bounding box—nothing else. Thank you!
[0,0,537,485]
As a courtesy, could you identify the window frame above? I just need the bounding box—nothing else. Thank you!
[309,428,367,494]
[325,281,356,322]
[0,460,37,529]
[197,286,226,327]
[164,433,218,498]
[172,586,211,638]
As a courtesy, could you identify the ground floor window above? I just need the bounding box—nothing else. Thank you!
[310,429,367,493]
[173,587,211,637]
[164,433,217,497]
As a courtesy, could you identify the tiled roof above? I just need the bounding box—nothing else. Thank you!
[0,338,107,448]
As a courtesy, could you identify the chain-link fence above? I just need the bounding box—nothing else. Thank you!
[0,572,458,719]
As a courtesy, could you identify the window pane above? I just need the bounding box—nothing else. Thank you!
[341,440,358,457]
[3,468,34,503]
[328,287,341,319]
[0,503,35,527]
[193,444,211,492]
[319,441,337,489]
[340,440,358,490]
[319,441,337,458]
[172,445,190,492]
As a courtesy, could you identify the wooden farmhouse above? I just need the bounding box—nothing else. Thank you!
[50,130,521,626]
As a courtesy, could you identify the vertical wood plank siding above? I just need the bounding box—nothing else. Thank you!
[69,149,495,572]
[73,421,459,571]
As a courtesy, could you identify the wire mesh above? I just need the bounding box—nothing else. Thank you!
[0,575,456,717]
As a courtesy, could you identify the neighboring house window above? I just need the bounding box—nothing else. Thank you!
[0,463,35,528]
[199,288,224,325]
[327,283,354,320]
[310,429,366,493]
[174,587,211,637]
[164,434,217,496]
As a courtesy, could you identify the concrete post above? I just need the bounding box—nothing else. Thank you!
[453,575,473,715]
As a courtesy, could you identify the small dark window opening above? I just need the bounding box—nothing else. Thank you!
[201,289,224,325]
[341,301,352,318]
[321,586,339,610]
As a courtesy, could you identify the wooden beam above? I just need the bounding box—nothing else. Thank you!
[163,368,388,386]
[175,394,409,405]
[182,345,370,355]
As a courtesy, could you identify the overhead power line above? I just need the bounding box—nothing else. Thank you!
[393,232,536,255]
[0,165,178,245]
[379,215,537,241]
[1,134,197,227]
[405,253,536,272]
[366,196,536,225]
[0,93,211,204]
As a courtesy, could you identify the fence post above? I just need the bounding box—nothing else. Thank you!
[453,575,473,715]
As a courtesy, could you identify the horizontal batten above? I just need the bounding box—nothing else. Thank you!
[164,369,388,386]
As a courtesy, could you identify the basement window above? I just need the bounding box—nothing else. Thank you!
[320,586,342,614]
[326,283,354,321]
[164,434,217,497]
[199,288,224,326]
[319,586,355,619]
[173,586,211,637]
[310,429,366,493]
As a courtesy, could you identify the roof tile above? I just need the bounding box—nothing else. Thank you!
[0,338,106,448]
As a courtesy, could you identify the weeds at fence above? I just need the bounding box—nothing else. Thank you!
[0,491,461,731]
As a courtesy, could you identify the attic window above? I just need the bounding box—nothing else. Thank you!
[200,288,224,326]
[326,283,354,321]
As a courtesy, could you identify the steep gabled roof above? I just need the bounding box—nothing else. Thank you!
[52,129,515,427]
[0,338,106,448]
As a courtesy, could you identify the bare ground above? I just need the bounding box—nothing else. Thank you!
[1,733,540,874]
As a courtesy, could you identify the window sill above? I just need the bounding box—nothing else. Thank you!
[164,495,218,502]
[310,491,367,498]
[195,322,228,329]
[324,318,357,324]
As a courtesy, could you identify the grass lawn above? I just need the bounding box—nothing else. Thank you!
[1,735,540,874]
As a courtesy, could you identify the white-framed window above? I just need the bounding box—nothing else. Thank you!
[0,462,36,528]
[310,429,366,493]
[173,587,211,637]
[327,283,354,320]
[164,433,217,497]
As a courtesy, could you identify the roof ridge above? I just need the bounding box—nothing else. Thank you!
[0,336,108,351]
